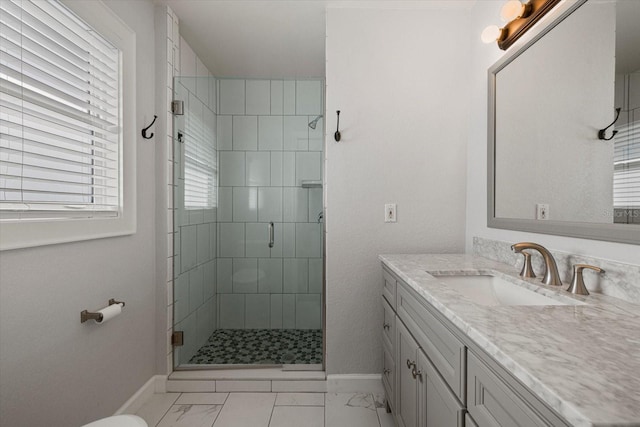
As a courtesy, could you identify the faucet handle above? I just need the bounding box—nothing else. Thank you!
[566,264,605,296]
[518,251,536,278]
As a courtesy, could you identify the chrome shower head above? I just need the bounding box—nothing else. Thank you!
[308,115,323,129]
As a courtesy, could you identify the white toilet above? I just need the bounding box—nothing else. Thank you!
[82,414,148,427]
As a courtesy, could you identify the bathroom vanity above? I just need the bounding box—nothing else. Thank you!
[380,254,640,427]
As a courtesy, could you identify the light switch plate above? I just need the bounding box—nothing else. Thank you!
[536,203,549,220]
[385,204,397,223]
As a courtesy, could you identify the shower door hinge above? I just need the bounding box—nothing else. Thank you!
[171,331,184,347]
[171,100,184,115]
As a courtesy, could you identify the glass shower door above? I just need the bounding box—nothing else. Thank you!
[171,76,218,367]
[172,77,324,369]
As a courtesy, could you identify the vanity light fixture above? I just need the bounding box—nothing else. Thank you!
[482,0,561,50]
[481,25,506,44]
[500,0,532,22]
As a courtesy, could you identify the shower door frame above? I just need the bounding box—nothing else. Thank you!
[170,76,327,372]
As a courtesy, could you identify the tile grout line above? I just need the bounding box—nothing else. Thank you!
[372,393,384,427]
[209,393,226,427]
[323,397,328,427]
[266,391,276,427]
[153,393,181,427]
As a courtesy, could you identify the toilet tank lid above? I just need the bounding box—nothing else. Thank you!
[82,414,148,427]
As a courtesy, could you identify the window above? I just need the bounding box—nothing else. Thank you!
[613,119,640,208]
[183,96,216,210]
[0,0,136,250]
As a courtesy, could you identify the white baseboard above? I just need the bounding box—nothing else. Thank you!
[326,374,384,394]
[115,375,167,415]
[114,373,381,412]
[154,375,167,393]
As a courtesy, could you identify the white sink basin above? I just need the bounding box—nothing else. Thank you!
[431,274,584,306]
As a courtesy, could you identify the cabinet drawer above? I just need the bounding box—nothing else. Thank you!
[396,281,465,403]
[467,351,549,427]
[382,267,397,308]
[382,298,396,351]
[382,343,396,412]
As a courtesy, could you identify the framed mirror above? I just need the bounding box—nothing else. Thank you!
[488,0,640,244]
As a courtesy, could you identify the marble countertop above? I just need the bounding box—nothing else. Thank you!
[379,254,640,427]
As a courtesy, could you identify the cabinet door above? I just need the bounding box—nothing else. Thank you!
[417,349,464,427]
[382,344,396,412]
[465,414,479,427]
[382,297,396,350]
[467,351,546,427]
[397,282,466,402]
[396,320,419,427]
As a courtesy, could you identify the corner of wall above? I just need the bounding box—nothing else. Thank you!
[154,3,178,376]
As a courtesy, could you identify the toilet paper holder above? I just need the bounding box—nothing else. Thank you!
[81,299,125,323]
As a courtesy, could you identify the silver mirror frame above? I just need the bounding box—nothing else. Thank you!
[487,0,640,245]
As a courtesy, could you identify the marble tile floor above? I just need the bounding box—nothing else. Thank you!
[134,392,395,427]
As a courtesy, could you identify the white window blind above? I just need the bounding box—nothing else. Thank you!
[0,0,121,219]
[613,118,640,208]
[183,98,216,210]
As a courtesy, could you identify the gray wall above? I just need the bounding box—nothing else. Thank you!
[324,6,470,375]
[0,1,158,426]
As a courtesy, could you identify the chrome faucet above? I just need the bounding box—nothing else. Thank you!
[511,242,563,286]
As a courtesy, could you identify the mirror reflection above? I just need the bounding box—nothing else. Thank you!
[493,0,640,227]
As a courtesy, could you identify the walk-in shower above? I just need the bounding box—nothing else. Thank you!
[171,77,324,369]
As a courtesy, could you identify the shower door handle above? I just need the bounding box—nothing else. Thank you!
[268,222,274,248]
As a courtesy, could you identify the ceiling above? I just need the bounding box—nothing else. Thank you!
[158,1,639,78]
[158,0,476,79]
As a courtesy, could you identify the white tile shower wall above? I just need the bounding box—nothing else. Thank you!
[169,32,219,366]
[216,79,324,330]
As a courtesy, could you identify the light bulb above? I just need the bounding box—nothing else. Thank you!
[481,25,503,44]
[500,0,525,22]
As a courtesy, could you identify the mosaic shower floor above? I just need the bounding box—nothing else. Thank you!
[188,329,323,365]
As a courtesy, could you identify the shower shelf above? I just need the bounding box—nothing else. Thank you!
[301,180,322,188]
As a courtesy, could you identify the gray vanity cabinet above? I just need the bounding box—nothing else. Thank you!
[396,320,419,427]
[382,297,397,412]
[381,264,572,427]
[382,345,396,410]
[466,352,560,427]
[383,267,397,307]
[395,317,464,427]
[396,281,465,403]
[417,345,464,427]
[382,298,395,351]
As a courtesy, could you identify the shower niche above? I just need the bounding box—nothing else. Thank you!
[171,77,325,369]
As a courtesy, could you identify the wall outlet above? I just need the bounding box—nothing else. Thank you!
[385,203,397,223]
[536,203,550,220]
